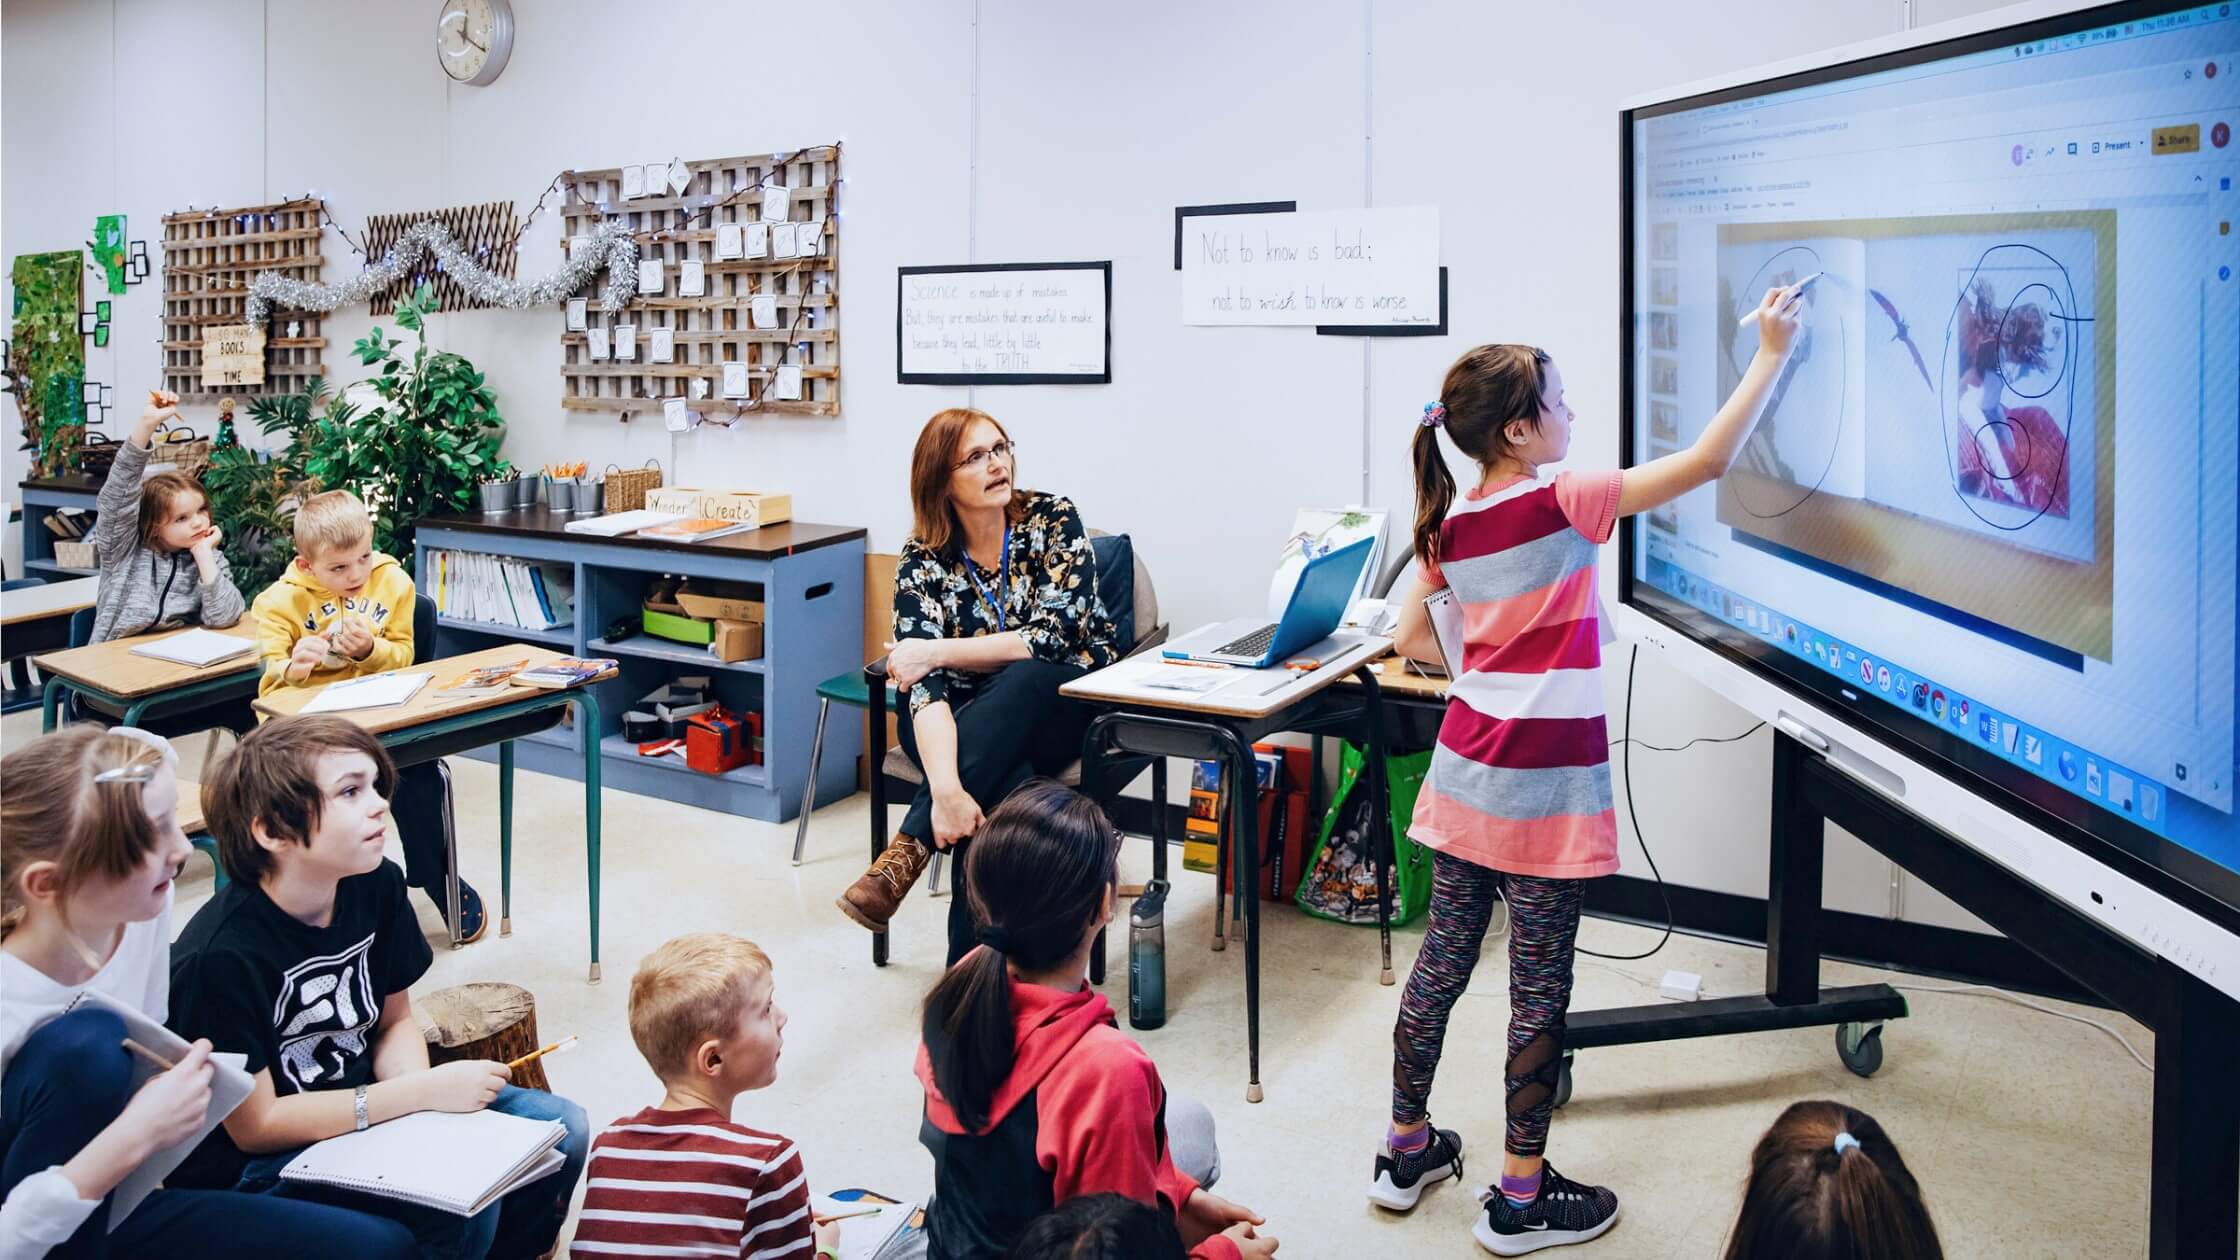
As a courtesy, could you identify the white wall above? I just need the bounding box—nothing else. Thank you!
[5,0,2024,928]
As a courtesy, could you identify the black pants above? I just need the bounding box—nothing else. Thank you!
[389,760,456,900]
[896,658,1092,965]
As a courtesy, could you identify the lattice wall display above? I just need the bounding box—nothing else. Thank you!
[362,201,521,315]
[162,199,328,401]
[560,145,840,419]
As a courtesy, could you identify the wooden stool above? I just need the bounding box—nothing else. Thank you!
[420,982,552,1093]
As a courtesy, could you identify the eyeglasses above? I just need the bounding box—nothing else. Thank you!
[954,440,1017,472]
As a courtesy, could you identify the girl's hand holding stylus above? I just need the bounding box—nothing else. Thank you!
[1753,284,1807,360]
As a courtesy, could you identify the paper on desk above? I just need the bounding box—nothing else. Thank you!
[66,990,252,1232]
[128,628,253,667]
[1137,666,1243,696]
[299,671,431,714]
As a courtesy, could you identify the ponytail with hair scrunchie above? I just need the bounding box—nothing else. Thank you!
[1832,1132,1861,1156]
[976,923,1014,954]
[1421,401,1447,428]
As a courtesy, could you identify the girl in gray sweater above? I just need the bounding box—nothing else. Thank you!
[88,391,246,644]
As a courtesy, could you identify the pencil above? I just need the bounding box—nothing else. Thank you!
[506,1034,579,1071]
[122,1038,177,1072]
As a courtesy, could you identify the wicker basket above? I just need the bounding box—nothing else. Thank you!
[603,459,663,512]
[76,434,122,479]
[149,426,212,478]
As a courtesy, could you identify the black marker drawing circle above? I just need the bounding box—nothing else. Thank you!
[1725,245,1848,520]
[1936,243,2092,533]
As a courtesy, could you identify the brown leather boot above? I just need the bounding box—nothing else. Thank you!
[837,833,933,932]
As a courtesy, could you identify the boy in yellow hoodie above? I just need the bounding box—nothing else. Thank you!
[251,489,486,941]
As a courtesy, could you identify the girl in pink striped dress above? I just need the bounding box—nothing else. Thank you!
[1366,287,1804,1255]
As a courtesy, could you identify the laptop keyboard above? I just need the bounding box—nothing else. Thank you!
[1213,624,1278,659]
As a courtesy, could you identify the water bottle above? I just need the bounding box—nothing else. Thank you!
[1129,880,1169,1030]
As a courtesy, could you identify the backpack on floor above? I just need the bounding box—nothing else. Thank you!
[1294,741,1433,927]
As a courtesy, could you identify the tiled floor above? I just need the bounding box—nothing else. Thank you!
[4,710,2160,1257]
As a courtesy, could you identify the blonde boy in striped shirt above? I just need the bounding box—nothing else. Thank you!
[572,934,840,1260]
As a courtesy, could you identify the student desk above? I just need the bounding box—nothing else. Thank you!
[1061,631,1393,1103]
[1,576,99,712]
[33,622,260,731]
[255,645,618,981]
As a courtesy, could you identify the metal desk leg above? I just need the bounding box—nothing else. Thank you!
[1221,726,1267,1104]
[499,739,515,937]
[40,677,68,732]
[575,692,605,983]
[444,763,464,950]
[1356,667,1396,985]
[1211,757,1228,953]
[793,698,830,865]
[1151,758,1169,884]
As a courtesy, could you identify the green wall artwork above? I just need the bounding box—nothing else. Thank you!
[9,250,88,476]
[95,215,129,294]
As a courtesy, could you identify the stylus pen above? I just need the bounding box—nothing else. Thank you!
[1737,271,1823,327]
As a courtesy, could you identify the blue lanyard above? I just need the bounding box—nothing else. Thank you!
[963,527,1011,632]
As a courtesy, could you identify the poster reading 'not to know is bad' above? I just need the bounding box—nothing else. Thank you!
[1182,206,1440,328]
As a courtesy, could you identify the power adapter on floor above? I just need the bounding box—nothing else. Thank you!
[1658,969,1703,1002]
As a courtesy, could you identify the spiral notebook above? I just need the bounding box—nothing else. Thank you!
[279,1108,567,1216]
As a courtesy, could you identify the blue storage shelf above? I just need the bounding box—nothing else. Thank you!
[415,507,863,823]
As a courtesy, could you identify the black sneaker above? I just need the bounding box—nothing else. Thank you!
[1367,1125,1465,1211]
[1472,1162,1619,1255]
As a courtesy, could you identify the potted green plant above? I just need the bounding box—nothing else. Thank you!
[314,283,511,572]
[203,381,333,593]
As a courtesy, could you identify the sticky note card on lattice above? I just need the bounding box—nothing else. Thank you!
[560,145,840,419]
[162,200,327,402]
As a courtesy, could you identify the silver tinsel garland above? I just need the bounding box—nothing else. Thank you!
[244,218,639,324]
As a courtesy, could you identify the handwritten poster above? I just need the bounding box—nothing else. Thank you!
[201,324,266,387]
[897,262,1111,385]
[1181,206,1440,327]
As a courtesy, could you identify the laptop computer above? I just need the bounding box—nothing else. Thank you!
[1165,535,1375,668]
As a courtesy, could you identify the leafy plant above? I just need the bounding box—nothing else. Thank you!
[205,380,335,592]
[314,284,510,572]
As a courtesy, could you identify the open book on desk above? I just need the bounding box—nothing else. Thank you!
[128,628,254,667]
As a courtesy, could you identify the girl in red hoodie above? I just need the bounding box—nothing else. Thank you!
[912,780,1277,1260]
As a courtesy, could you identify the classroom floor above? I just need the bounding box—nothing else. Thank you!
[5,711,2159,1258]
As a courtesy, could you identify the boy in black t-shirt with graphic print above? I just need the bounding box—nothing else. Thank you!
[168,716,589,1260]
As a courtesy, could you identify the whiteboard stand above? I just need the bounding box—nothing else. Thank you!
[1554,730,2235,1260]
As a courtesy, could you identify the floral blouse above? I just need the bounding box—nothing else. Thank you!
[892,490,1118,714]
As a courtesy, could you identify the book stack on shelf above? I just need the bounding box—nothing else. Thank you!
[429,550,575,633]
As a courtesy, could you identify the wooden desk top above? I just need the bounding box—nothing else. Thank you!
[1061,632,1390,720]
[29,623,260,697]
[1,576,99,626]
[416,507,867,562]
[1339,654,1452,700]
[253,644,617,735]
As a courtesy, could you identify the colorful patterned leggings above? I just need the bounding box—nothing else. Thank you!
[1391,853,1585,1157]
